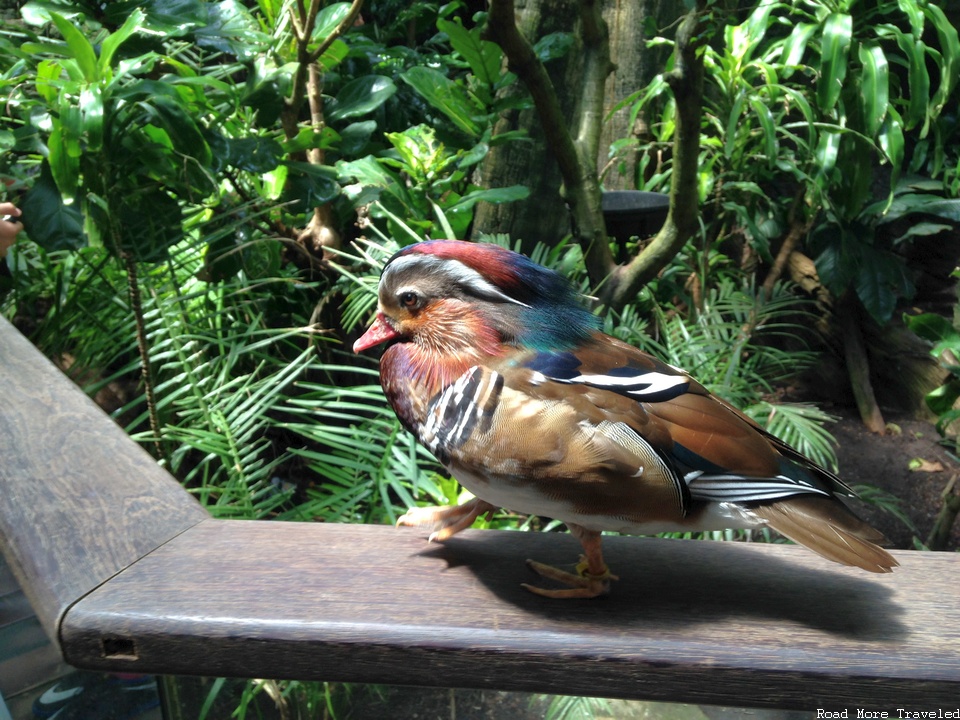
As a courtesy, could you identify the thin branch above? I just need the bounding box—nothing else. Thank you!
[487,0,615,287]
[761,190,814,299]
[603,6,706,311]
[309,0,365,63]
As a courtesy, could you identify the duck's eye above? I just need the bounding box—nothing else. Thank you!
[399,291,420,309]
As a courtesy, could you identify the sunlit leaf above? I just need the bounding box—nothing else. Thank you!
[817,13,852,112]
[400,67,482,136]
[445,185,529,213]
[438,17,502,86]
[50,13,98,82]
[780,22,816,71]
[880,25,929,131]
[858,43,888,137]
[79,86,104,152]
[312,2,352,40]
[99,8,145,75]
[923,4,960,116]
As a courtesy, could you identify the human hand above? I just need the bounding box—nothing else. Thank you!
[0,202,23,258]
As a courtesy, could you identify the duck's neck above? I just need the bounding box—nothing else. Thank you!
[380,309,504,429]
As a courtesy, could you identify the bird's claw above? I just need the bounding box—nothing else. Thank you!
[396,498,497,542]
[522,555,618,599]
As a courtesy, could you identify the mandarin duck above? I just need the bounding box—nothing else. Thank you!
[353,240,897,598]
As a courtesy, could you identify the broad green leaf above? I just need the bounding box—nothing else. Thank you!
[748,96,777,166]
[855,248,913,324]
[880,25,929,131]
[814,129,840,179]
[326,75,397,122]
[20,161,86,251]
[904,312,959,345]
[812,226,858,295]
[858,43,888,137]
[780,23,817,71]
[882,193,960,223]
[279,127,340,156]
[35,60,61,104]
[317,38,349,73]
[734,0,779,61]
[923,4,960,117]
[21,1,81,25]
[99,8,145,74]
[458,139,489,169]
[723,91,747,160]
[926,380,960,418]
[446,185,529,213]
[933,403,960,434]
[79,86,104,152]
[893,221,952,245]
[46,125,78,199]
[400,67,482,136]
[877,106,904,171]
[896,0,924,38]
[59,98,83,159]
[50,13,98,82]
[145,0,208,31]
[339,121,377,156]
[312,2,352,40]
[817,13,852,112]
[437,17,502,86]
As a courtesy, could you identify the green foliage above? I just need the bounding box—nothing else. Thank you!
[620,0,960,324]
[2,0,529,268]
[542,695,612,720]
[1,3,894,715]
[905,306,960,440]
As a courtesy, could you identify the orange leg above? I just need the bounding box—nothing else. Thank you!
[523,525,618,599]
[396,497,498,542]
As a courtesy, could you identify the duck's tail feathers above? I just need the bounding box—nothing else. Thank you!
[752,495,899,573]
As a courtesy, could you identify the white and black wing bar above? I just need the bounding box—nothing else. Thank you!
[686,471,832,503]
[420,366,503,460]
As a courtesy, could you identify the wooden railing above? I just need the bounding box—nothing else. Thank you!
[1,314,958,711]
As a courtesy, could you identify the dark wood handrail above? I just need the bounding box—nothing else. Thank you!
[1,315,958,710]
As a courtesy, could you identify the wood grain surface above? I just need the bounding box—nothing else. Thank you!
[62,519,959,710]
[3,316,959,710]
[0,316,207,639]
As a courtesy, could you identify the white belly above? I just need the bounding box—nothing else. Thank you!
[451,467,763,535]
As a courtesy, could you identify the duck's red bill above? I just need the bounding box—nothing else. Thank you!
[353,313,400,353]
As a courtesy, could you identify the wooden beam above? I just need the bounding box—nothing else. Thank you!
[2,316,959,711]
[0,316,207,640]
[61,521,959,710]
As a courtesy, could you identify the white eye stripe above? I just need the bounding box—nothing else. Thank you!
[383,254,530,307]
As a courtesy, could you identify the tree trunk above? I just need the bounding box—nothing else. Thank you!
[837,293,887,434]
[473,0,583,253]
[598,0,679,190]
